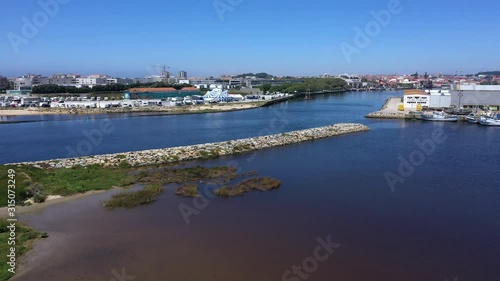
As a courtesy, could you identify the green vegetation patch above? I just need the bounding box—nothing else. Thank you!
[0,163,278,210]
[233,143,252,152]
[0,165,134,207]
[175,184,200,198]
[135,165,238,186]
[0,219,48,281]
[213,177,281,198]
[102,185,165,210]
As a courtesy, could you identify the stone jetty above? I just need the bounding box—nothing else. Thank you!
[8,123,370,169]
[365,111,407,119]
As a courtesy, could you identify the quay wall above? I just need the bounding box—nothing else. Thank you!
[9,123,370,169]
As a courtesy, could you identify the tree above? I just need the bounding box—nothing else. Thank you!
[412,72,419,79]
[260,84,272,94]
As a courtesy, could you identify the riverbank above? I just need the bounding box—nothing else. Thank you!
[0,102,265,116]
[0,96,295,117]
[9,123,370,169]
[0,109,59,116]
[0,219,47,281]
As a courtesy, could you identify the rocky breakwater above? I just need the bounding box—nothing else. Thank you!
[365,111,407,119]
[9,123,370,169]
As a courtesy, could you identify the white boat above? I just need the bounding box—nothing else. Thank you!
[466,113,479,123]
[479,116,500,126]
[422,111,458,122]
[470,110,497,124]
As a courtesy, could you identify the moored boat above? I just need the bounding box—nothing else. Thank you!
[466,113,480,124]
[422,111,458,122]
[479,116,500,126]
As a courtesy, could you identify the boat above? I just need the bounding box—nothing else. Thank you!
[445,107,473,115]
[479,116,500,126]
[421,111,458,122]
[469,110,498,124]
[466,113,480,124]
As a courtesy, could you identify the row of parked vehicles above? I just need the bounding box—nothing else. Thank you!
[0,97,50,107]
[0,93,284,108]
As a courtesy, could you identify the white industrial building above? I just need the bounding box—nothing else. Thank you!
[403,90,452,110]
[426,90,452,108]
[450,84,500,110]
[403,90,430,109]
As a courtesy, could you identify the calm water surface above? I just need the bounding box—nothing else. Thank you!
[2,92,390,164]
[6,92,500,281]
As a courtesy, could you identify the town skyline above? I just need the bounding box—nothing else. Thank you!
[2,69,498,79]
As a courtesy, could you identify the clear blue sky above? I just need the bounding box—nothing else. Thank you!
[1,0,499,78]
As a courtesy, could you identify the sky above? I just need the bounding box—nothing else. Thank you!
[0,0,499,78]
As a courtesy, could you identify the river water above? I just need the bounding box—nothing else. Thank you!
[7,91,500,281]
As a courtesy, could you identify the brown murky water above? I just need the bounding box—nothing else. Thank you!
[12,126,500,281]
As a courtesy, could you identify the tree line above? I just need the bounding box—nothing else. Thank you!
[233,73,274,79]
[259,78,348,93]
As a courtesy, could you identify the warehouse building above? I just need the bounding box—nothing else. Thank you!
[450,84,500,110]
[404,89,454,110]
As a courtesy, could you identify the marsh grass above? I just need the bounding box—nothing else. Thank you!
[0,219,48,281]
[213,177,281,197]
[0,165,135,207]
[0,163,277,209]
[175,184,200,198]
[102,185,165,210]
[135,165,238,186]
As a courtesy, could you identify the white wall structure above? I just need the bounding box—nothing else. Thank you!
[228,94,244,101]
[428,90,451,108]
[76,77,107,87]
[454,84,500,91]
[403,90,430,109]
[450,83,500,108]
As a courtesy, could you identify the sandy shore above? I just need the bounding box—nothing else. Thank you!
[0,109,60,116]
[0,190,109,218]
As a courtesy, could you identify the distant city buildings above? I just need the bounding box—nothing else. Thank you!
[178,71,187,79]
[338,74,362,88]
[0,76,10,90]
[3,69,500,107]
[7,73,140,92]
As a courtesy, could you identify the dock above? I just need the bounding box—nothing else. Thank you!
[366,97,471,121]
